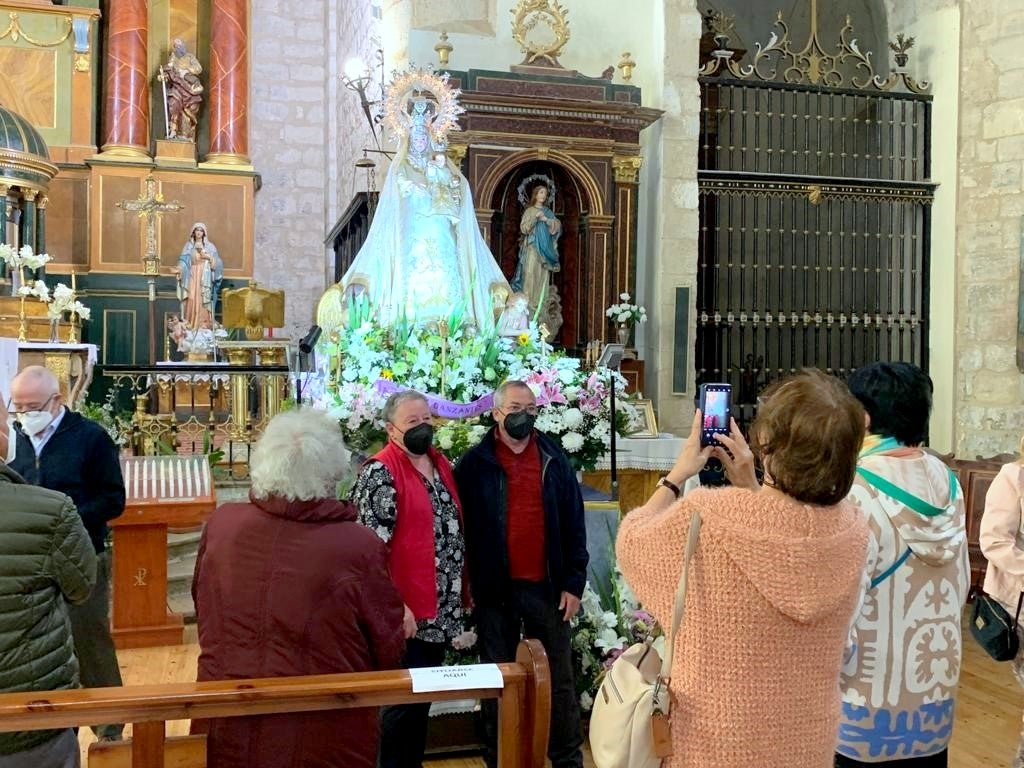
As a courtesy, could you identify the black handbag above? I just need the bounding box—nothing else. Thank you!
[970,590,1024,662]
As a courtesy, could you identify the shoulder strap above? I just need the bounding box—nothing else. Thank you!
[661,510,702,678]
[856,465,957,517]
[870,547,912,589]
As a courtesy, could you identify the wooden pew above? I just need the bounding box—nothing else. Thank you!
[0,639,550,768]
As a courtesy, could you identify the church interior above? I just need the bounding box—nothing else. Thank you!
[0,0,1023,765]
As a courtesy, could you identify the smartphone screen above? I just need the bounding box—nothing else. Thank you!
[698,383,731,446]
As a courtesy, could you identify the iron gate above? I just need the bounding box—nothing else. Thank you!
[695,3,935,423]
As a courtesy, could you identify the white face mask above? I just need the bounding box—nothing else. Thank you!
[1,417,14,464]
[17,409,55,437]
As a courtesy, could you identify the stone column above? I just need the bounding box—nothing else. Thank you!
[207,0,250,165]
[100,0,150,158]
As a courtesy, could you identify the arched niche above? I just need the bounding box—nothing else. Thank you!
[474,148,614,350]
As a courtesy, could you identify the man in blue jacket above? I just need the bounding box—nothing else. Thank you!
[9,365,126,741]
[454,380,588,768]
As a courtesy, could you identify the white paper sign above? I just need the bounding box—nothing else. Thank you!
[409,664,505,693]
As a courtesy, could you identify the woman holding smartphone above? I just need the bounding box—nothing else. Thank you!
[616,370,870,768]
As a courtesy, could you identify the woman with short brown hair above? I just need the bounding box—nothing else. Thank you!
[616,369,870,768]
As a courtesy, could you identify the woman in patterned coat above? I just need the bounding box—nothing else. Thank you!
[350,390,468,768]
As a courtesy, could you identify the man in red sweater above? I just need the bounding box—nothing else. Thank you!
[455,380,588,768]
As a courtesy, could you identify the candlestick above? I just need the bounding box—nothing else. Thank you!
[17,293,26,342]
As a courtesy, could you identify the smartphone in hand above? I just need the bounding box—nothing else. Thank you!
[698,383,732,447]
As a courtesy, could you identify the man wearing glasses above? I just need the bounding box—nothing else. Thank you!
[8,365,126,742]
[454,380,588,768]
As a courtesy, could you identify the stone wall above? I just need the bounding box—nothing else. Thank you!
[641,0,702,435]
[954,0,1024,457]
[250,0,380,340]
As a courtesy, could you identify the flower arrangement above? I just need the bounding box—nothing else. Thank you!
[571,565,661,713]
[319,297,638,468]
[0,244,52,272]
[605,292,647,328]
[45,283,91,323]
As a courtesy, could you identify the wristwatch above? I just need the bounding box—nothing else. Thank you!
[656,476,681,499]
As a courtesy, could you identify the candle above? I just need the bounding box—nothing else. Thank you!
[71,271,76,294]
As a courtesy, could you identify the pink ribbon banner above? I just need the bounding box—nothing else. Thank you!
[374,379,495,419]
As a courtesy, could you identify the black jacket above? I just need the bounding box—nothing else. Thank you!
[10,410,126,553]
[453,428,588,607]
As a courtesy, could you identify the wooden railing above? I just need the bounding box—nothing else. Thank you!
[0,640,551,768]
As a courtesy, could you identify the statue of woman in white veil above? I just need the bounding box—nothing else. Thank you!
[319,71,509,332]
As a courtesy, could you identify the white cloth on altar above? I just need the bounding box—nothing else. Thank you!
[595,433,685,472]
[0,337,18,404]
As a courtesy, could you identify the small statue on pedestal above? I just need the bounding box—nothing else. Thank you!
[158,39,204,141]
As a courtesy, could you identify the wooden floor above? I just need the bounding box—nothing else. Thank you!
[79,619,1021,767]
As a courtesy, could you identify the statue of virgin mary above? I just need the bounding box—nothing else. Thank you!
[318,71,509,333]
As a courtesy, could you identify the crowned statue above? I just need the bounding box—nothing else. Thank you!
[318,70,509,334]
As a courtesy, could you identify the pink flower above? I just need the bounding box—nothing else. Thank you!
[527,368,568,406]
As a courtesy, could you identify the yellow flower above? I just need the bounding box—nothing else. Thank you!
[381,368,394,380]
[517,333,530,346]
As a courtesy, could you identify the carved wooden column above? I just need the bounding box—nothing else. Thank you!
[475,208,496,246]
[612,156,642,301]
[0,185,9,245]
[100,0,150,158]
[585,214,615,344]
[34,194,47,255]
[20,195,36,258]
[207,0,250,165]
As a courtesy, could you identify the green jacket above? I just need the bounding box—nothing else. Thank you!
[0,463,97,755]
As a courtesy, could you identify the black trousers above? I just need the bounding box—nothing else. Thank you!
[835,750,948,768]
[379,638,446,768]
[475,581,583,768]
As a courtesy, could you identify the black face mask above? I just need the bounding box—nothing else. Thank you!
[503,411,536,440]
[399,423,434,455]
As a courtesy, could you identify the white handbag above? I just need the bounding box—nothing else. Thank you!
[589,510,701,768]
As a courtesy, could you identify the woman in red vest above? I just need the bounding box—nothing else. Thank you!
[350,390,467,768]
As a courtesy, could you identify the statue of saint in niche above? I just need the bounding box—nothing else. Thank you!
[511,181,561,310]
[159,39,204,141]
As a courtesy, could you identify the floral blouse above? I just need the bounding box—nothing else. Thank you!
[350,460,465,644]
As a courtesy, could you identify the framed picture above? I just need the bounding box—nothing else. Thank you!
[628,399,659,439]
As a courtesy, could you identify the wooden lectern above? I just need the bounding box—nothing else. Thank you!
[111,457,215,649]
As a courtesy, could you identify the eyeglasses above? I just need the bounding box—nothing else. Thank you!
[502,404,538,416]
[8,394,55,415]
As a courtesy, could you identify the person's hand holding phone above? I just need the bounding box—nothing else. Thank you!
[711,418,759,490]
[668,409,714,486]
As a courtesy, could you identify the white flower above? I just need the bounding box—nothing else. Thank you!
[72,301,90,321]
[617,312,630,324]
[562,408,584,430]
[595,626,627,651]
[17,286,32,297]
[452,630,477,651]
[620,292,631,301]
[561,431,584,452]
[579,692,594,712]
[438,432,454,450]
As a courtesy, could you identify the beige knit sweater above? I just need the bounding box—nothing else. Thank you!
[616,486,869,768]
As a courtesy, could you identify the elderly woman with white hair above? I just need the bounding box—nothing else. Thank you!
[191,409,406,768]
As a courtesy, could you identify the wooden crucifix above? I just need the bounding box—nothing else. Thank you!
[117,176,184,364]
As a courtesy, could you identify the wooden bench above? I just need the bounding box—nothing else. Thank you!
[0,640,550,768]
